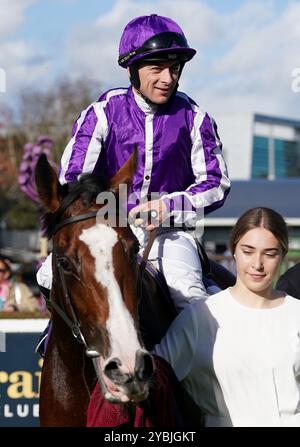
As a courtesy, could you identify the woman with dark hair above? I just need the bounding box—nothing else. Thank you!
[0,256,40,312]
[154,207,300,427]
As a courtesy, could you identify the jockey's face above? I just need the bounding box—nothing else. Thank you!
[234,227,283,297]
[133,60,180,104]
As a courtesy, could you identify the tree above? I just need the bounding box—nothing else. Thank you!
[0,76,102,229]
[19,76,101,162]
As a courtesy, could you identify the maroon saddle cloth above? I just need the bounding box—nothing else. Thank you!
[86,355,185,428]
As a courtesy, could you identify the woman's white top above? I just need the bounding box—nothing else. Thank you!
[154,289,300,427]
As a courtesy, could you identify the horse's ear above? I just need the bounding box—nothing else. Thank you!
[109,144,138,193]
[35,154,61,212]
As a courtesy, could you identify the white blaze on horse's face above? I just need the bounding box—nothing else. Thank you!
[79,224,142,371]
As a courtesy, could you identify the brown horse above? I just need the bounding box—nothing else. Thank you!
[35,152,235,427]
[35,152,181,426]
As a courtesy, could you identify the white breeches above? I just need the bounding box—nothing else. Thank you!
[132,227,209,311]
[36,227,213,312]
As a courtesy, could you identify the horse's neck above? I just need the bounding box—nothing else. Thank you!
[41,332,94,426]
[49,314,94,386]
[51,314,85,359]
[40,314,96,425]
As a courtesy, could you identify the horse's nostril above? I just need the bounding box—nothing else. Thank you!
[104,358,131,384]
[135,350,154,382]
[104,357,121,372]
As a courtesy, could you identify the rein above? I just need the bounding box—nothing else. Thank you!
[53,211,99,235]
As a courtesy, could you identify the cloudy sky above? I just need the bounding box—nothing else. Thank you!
[0,0,299,120]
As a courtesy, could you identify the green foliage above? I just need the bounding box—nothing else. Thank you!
[3,196,38,230]
[0,189,11,215]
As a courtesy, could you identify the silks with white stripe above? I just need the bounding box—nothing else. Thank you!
[59,86,230,225]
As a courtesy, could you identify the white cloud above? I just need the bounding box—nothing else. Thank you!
[0,0,52,107]
[62,0,300,119]
[0,40,52,96]
[0,0,36,38]
[64,0,222,88]
[1,0,300,121]
[202,1,300,117]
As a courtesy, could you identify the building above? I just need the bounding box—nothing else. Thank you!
[214,112,300,180]
[204,179,300,248]
[204,113,300,260]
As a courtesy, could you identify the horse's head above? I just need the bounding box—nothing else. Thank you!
[35,152,154,403]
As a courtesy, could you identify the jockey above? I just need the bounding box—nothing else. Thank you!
[37,14,230,316]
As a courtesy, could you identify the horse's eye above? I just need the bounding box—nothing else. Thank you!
[58,257,72,272]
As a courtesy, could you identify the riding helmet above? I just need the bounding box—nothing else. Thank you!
[118,14,196,89]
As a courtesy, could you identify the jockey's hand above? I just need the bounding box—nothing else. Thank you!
[129,199,168,231]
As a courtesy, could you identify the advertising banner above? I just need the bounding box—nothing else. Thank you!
[0,319,47,427]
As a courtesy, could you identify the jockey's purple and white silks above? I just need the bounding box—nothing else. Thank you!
[59,87,230,226]
[37,87,230,314]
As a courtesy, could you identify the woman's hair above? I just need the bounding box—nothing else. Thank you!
[229,207,289,257]
[0,256,12,279]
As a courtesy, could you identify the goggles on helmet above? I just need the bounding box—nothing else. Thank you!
[118,31,190,67]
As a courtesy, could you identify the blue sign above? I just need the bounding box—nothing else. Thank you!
[0,332,42,427]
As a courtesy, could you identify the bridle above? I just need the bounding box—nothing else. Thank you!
[51,209,156,349]
[50,206,117,398]
[51,210,100,358]
[49,194,156,401]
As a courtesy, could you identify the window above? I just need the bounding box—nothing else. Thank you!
[252,135,300,178]
[275,139,300,177]
[252,136,268,178]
